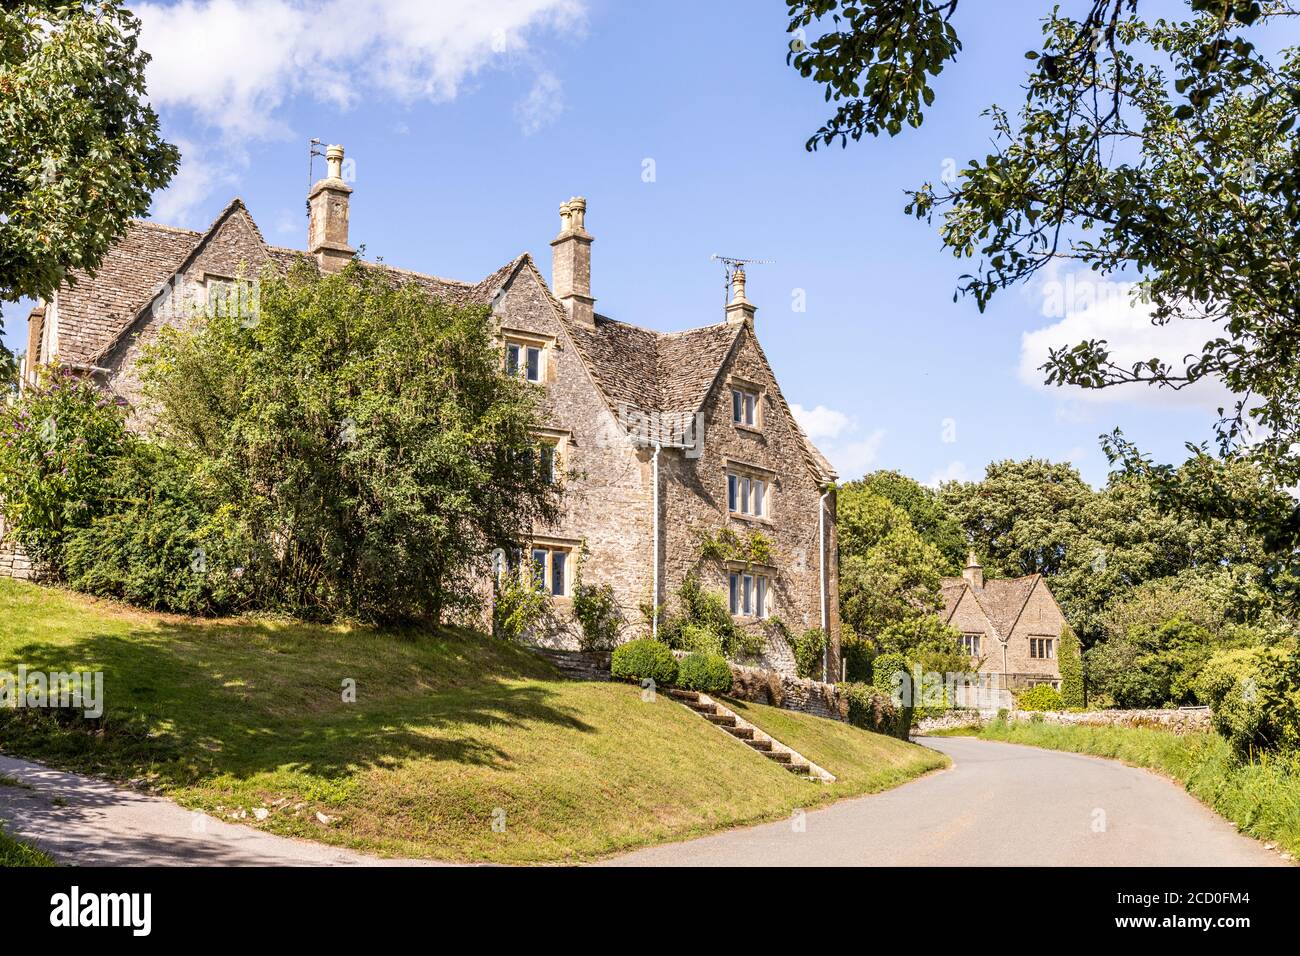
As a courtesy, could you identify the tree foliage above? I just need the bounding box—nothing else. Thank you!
[0,2,178,305]
[0,363,127,567]
[139,261,561,623]
[788,1,1300,480]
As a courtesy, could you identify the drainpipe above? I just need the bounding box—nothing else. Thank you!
[818,488,830,682]
[651,442,661,642]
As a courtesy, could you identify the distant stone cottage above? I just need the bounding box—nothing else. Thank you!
[18,145,842,678]
[940,553,1064,691]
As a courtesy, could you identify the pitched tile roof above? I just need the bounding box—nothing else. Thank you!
[42,200,836,484]
[941,574,1042,640]
[55,220,201,364]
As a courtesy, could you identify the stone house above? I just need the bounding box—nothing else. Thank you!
[18,145,841,678]
[940,553,1064,691]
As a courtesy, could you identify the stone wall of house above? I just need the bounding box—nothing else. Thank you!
[495,266,654,648]
[104,206,275,418]
[659,325,837,680]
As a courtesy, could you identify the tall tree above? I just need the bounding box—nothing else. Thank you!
[787,1,1300,480]
[1,2,178,304]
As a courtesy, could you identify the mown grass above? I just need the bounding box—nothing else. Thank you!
[725,698,949,794]
[0,578,942,863]
[0,824,55,866]
[980,719,1300,857]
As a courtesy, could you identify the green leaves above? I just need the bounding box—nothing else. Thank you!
[138,262,561,624]
[0,3,178,304]
[791,1,1300,481]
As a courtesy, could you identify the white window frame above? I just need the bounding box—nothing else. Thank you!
[731,387,760,427]
[726,471,768,519]
[1029,637,1055,660]
[504,337,546,383]
[728,570,770,620]
[527,546,570,597]
[960,633,982,656]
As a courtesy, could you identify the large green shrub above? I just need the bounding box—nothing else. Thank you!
[572,580,622,651]
[492,569,552,644]
[676,653,734,694]
[836,681,906,739]
[611,639,678,686]
[678,623,725,656]
[1017,684,1064,712]
[139,261,561,624]
[63,444,253,615]
[1058,624,1084,708]
[659,572,764,659]
[0,364,128,569]
[870,651,914,730]
[791,626,827,680]
[1196,645,1300,759]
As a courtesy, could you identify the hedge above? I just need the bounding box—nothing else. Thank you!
[676,652,734,694]
[610,639,678,686]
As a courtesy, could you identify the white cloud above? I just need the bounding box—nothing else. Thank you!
[791,403,854,442]
[1019,266,1232,414]
[792,403,883,480]
[149,138,242,224]
[514,70,564,135]
[136,0,583,217]
[830,430,887,479]
[926,460,970,488]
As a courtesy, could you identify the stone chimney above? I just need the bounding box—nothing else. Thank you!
[962,551,984,590]
[725,267,757,326]
[550,197,595,326]
[308,144,354,273]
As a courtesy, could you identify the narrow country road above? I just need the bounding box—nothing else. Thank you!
[0,753,437,866]
[1,738,1285,866]
[605,737,1286,867]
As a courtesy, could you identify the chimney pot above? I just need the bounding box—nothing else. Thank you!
[962,551,984,590]
[309,143,354,273]
[725,266,757,326]
[551,195,595,326]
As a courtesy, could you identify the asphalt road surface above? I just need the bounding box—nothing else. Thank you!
[1,738,1285,866]
[605,736,1286,867]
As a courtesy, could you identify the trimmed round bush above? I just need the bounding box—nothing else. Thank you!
[611,638,678,686]
[676,652,734,694]
[1017,684,1064,712]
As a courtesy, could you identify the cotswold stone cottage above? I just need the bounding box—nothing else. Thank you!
[940,553,1064,691]
[20,146,841,678]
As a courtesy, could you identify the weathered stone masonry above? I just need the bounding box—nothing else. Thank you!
[14,146,843,678]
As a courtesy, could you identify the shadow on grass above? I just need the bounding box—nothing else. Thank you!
[0,620,594,788]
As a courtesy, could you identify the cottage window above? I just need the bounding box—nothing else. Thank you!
[505,340,544,382]
[727,472,766,518]
[1029,637,1055,659]
[960,633,982,656]
[731,387,759,427]
[728,571,769,619]
[527,546,569,596]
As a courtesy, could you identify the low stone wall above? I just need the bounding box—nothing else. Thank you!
[915,710,983,734]
[0,542,36,581]
[725,662,842,721]
[1034,707,1212,735]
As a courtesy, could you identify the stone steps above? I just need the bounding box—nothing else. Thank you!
[665,689,834,783]
[531,649,612,682]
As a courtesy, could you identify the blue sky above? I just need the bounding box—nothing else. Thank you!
[4,0,1267,487]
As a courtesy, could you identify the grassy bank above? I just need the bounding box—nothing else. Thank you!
[0,824,55,866]
[0,578,942,864]
[979,719,1300,857]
